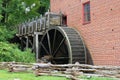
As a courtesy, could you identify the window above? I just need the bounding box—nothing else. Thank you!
[83,2,91,23]
[62,15,67,26]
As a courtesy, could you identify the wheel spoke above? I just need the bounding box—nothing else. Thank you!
[39,27,86,64]
[40,42,49,55]
[53,37,65,56]
[52,29,56,53]
[47,32,52,55]
[59,42,67,54]
[59,46,66,55]
[63,43,68,55]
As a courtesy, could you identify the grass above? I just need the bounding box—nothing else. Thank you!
[80,75,118,80]
[0,70,69,80]
[0,70,118,80]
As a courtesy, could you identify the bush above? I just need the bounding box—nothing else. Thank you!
[0,42,35,63]
[0,25,35,63]
[0,26,15,42]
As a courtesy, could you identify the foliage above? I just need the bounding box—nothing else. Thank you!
[0,0,50,62]
[0,25,35,62]
[0,26,15,42]
[0,42,35,62]
[39,0,50,14]
[0,0,50,27]
[6,0,41,28]
[0,0,3,21]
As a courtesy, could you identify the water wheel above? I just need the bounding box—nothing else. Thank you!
[39,26,87,64]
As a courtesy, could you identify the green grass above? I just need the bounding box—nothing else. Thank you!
[0,70,69,80]
[80,75,118,80]
[0,70,118,80]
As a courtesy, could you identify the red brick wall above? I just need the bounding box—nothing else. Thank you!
[50,0,120,66]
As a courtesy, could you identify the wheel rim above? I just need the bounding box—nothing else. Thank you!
[39,26,86,64]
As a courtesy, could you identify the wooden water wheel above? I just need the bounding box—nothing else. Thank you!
[39,26,87,64]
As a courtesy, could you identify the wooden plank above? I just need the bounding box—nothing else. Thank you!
[66,69,96,73]
[35,73,81,80]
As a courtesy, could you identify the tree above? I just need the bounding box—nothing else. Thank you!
[0,0,50,27]
[0,0,41,27]
[0,0,50,62]
[8,0,42,27]
[39,0,50,14]
[0,0,3,22]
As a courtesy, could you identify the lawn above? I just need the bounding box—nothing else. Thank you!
[0,70,118,80]
[80,76,118,80]
[0,70,69,80]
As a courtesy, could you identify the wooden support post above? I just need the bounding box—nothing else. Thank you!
[20,37,24,51]
[25,36,29,49]
[34,33,39,62]
[59,11,62,26]
[19,37,22,50]
[48,11,50,29]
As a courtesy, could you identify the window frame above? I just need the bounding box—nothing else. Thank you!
[82,1,91,24]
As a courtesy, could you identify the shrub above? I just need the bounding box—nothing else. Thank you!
[0,26,15,42]
[0,42,35,63]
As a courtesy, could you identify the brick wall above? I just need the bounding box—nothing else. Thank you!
[50,0,120,66]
